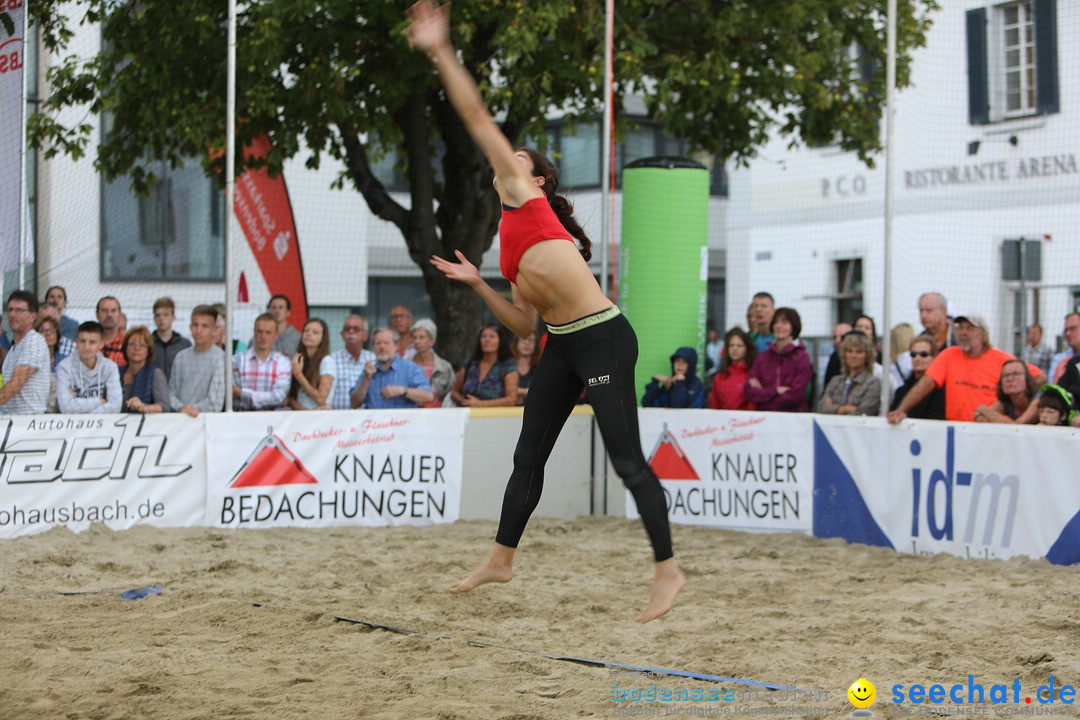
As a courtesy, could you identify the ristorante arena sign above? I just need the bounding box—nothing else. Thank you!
[904,153,1077,190]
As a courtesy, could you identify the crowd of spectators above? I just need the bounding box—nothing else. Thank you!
[0,285,1077,428]
[0,290,451,415]
[684,290,1079,427]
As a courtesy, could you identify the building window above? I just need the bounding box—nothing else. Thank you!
[615,125,657,180]
[549,118,728,197]
[369,147,407,192]
[558,123,602,188]
[834,258,864,325]
[101,160,225,281]
[368,119,727,198]
[967,0,1059,124]
[98,20,226,282]
[1001,2,1036,116]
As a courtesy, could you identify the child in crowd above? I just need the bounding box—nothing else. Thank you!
[1036,385,1077,427]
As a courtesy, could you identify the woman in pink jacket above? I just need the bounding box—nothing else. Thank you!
[709,327,757,410]
[745,307,814,412]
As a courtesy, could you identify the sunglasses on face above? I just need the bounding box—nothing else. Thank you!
[910,351,932,358]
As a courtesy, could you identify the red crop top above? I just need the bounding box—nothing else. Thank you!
[499,197,574,283]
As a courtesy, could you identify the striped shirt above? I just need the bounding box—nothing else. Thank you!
[0,330,51,414]
[330,348,376,409]
[232,348,292,410]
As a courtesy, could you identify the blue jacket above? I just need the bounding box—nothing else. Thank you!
[642,347,706,408]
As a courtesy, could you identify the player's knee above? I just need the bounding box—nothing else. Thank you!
[512,444,541,473]
[617,464,653,491]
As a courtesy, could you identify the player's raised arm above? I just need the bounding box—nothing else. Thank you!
[405,1,537,206]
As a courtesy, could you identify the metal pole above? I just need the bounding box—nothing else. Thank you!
[224,0,237,411]
[880,0,897,416]
[594,0,615,518]
[1017,237,1026,357]
[599,0,614,297]
[17,6,29,291]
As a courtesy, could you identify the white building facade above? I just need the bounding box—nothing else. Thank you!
[20,0,1078,358]
[725,0,1078,356]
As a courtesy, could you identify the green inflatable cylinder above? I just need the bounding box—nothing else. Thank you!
[619,157,709,405]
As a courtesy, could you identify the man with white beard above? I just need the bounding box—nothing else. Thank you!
[349,327,433,410]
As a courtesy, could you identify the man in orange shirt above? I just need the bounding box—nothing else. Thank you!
[888,314,1046,423]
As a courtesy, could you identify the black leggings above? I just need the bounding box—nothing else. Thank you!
[495,310,674,561]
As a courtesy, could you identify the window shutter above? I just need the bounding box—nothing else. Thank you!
[1033,0,1059,115]
[966,8,990,125]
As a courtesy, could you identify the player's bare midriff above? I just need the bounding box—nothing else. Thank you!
[513,239,613,325]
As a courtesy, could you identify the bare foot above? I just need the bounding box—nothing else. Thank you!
[637,557,686,623]
[449,543,515,594]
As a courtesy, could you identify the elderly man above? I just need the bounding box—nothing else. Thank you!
[918,292,954,351]
[330,314,376,410]
[888,314,1044,424]
[350,328,433,410]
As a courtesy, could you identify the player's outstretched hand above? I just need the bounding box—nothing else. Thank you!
[431,250,481,287]
[405,0,450,53]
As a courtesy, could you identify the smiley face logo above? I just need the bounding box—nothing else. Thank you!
[847,678,876,709]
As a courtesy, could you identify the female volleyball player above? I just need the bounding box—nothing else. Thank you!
[406,0,684,622]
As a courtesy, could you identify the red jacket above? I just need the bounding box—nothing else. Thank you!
[709,362,755,410]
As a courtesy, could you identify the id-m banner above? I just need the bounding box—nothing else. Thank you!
[813,417,1080,565]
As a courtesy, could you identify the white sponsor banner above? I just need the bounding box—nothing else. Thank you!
[205,409,468,529]
[0,415,207,538]
[630,409,813,532]
[814,417,1080,562]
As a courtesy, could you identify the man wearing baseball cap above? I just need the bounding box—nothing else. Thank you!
[888,313,1046,424]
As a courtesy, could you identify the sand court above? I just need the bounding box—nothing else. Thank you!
[1,516,1078,719]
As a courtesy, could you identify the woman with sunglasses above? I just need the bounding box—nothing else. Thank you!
[889,335,945,420]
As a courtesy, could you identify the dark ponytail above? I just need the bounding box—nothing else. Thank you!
[519,148,593,262]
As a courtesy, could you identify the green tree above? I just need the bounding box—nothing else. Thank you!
[28,0,937,362]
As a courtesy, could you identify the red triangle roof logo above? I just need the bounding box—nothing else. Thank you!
[647,424,700,481]
[230,430,318,487]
